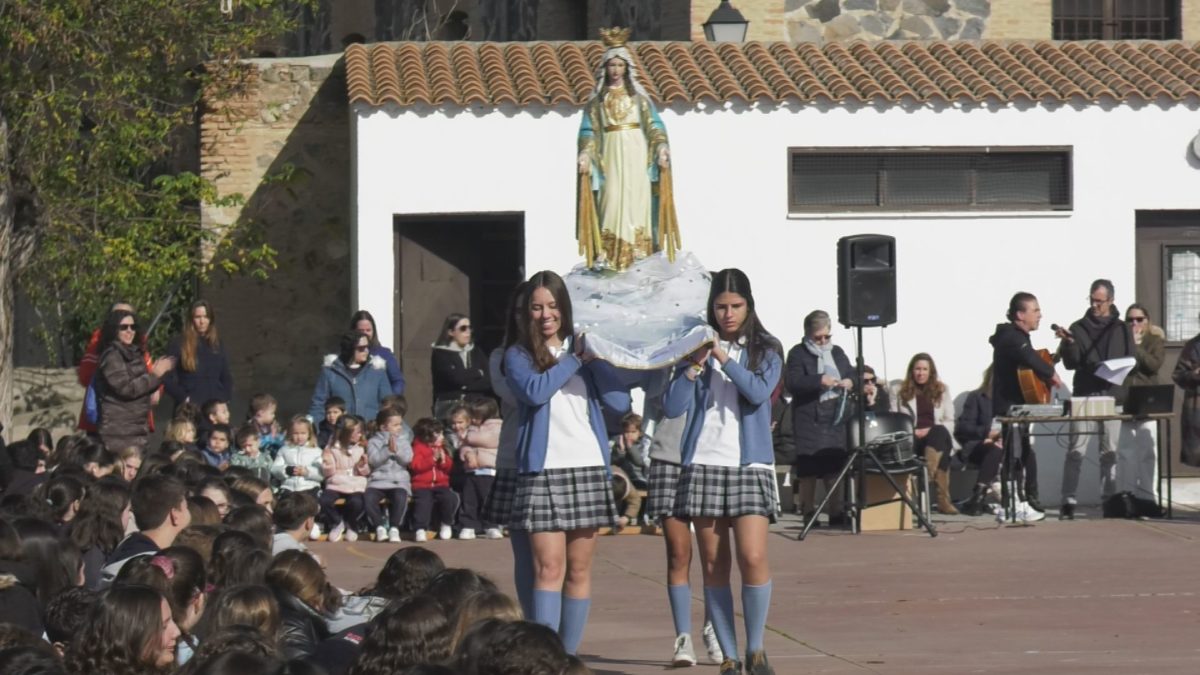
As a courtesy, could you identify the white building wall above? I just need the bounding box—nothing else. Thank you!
[355,99,1200,505]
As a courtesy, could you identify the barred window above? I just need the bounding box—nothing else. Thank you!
[1053,0,1180,40]
[788,148,1073,213]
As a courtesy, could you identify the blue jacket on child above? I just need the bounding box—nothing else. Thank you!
[663,345,782,467]
[504,343,631,474]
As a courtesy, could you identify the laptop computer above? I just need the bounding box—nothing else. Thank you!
[1125,384,1175,416]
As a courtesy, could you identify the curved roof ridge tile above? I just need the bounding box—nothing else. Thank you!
[370,43,404,106]
[477,42,518,105]
[450,42,489,106]
[663,42,719,101]
[1007,43,1087,101]
[555,43,596,103]
[631,43,670,103]
[768,43,824,101]
[504,42,548,105]
[716,41,773,100]
[529,42,574,105]
[1118,44,1193,98]
[691,42,749,101]
[345,44,374,105]
[422,43,460,104]
[744,42,801,100]
[394,43,433,105]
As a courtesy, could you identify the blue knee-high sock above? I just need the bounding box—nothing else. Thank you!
[742,581,772,653]
[667,584,692,636]
[704,586,738,660]
[532,589,562,632]
[509,530,534,618]
[559,596,591,655]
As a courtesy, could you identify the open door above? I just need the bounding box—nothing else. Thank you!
[1135,210,1200,477]
[394,214,524,418]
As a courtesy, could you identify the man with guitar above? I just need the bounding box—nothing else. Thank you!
[1054,279,1134,520]
[990,292,1062,514]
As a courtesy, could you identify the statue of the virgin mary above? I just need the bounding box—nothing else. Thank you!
[567,29,708,371]
[576,27,681,272]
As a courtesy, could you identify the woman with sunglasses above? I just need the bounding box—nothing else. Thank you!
[431,313,493,420]
[1123,303,1165,500]
[96,309,176,453]
[785,310,855,529]
[307,331,393,424]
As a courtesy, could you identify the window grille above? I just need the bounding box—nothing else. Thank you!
[1053,0,1180,40]
[788,148,1073,213]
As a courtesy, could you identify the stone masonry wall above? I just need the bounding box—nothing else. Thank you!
[785,0,992,41]
[200,55,351,421]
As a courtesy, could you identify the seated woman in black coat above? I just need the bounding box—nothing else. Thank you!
[954,366,1005,516]
[430,313,492,420]
[266,550,340,659]
[785,310,855,527]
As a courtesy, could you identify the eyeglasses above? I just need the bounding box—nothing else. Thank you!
[862,377,876,384]
[1127,316,1147,323]
[456,325,472,332]
[118,323,137,332]
[1088,296,1109,306]
[810,334,832,344]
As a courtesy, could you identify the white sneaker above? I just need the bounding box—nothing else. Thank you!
[438,525,453,540]
[345,528,358,542]
[485,528,504,540]
[375,526,388,543]
[388,527,401,543]
[329,522,345,543]
[672,633,697,667]
[458,528,476,540]
[308,523,321,541]
[702,621,723,663]
[414,529,428,542]
[1016,501,1046,523]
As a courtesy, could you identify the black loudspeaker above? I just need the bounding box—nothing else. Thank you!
[837,234,896,327]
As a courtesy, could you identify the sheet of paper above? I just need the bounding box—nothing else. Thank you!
[1095,356,1137,386]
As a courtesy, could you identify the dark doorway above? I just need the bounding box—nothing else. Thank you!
[394,214,525,419]
[1135,210,1200,477]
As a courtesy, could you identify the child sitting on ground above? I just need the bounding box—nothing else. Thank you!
[320,416,371,542]
[247,393,285,458]
[318,397,346,449]
[409,417,459,543]
[610,412,649,528]
[272,415,325,539]
[201,424,233,472]
[365,405,412,544]
[230,424,273,484]
[457,398,502,540]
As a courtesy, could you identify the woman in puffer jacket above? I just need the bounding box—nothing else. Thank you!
[96,309,175,452]
[308,331,392,424]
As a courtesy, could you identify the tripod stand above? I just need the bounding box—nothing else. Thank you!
[797,325,938,541]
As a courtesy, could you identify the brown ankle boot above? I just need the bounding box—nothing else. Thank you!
[935,469,959,515]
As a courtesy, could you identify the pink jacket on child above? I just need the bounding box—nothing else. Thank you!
[459,419,501,470]
[322,444,369,493]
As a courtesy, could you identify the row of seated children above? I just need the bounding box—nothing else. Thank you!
[165,392,504,544]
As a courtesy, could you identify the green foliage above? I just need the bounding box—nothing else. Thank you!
[0,0,310,361]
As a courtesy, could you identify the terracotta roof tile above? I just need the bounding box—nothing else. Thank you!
[345,40,1200,108]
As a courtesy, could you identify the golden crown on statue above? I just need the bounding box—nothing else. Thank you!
[599,27,631,48]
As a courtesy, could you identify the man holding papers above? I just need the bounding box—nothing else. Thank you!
[1054,279,1135,519]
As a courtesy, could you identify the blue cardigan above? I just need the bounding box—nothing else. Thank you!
[503,344,631,474]
[663,346,782,466]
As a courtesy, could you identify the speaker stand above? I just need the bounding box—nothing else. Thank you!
[797,325,937,540]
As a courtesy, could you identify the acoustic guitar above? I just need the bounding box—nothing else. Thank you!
[1017,348,1057,404]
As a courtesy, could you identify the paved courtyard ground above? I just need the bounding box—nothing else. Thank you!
[313,506,1200,675]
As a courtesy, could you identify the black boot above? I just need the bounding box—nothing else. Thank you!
[1023,484,1045,513]
[960,484,988,516]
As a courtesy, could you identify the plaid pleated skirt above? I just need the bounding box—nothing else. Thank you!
[509,465,618,533]
[674,464,778,522]
[646,460,683,521]
[481,468,519,526]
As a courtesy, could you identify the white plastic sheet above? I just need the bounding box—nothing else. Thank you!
[566,251,715,370]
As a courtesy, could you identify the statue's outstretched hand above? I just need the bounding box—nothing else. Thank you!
[578,152,590,174]
[657,146,670,169]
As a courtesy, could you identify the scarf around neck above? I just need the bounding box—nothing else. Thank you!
[805,339,841,402]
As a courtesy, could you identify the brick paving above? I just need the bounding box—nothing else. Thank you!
[314,508,1200,675]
